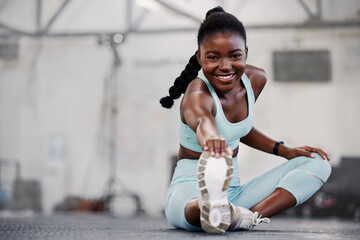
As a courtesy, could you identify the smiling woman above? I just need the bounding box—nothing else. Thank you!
[160,6,331,234]
[198,31,247,95]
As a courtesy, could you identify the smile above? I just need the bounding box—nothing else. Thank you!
[215,74,236,81]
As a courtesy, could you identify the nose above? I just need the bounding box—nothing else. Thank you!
[219,58,231,71]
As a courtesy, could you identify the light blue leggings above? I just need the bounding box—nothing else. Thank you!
[165,153,331,231]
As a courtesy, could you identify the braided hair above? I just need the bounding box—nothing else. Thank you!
[160,6,247,108]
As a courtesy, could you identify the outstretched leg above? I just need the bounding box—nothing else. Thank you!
[190,151,270,232]
[196,151,233,233]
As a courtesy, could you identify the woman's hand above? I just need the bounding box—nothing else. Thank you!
[202,135,233,158]
[280,145,330,161]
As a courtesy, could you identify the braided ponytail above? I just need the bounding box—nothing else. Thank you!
[160,53,201,108]
[160,6,246,109]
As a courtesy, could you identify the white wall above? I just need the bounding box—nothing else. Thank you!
[0,0,359,216]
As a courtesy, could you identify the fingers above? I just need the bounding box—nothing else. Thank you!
[299,146,330,161]
[214,137,221,158]
[321,150,330,161]
[312,148,330,161]
[226,145,233,157]
[205,138,214,156]
[219,136,226,157]
[203,136,228,158]
[296,148,314,158]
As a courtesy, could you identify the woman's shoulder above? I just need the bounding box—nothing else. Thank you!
[181,78,214,107]
[180,77,216,119]
[185,77,211,95]
[245,64,267,101]
[245,64,267,86]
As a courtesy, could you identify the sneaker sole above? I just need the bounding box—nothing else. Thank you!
[197,151,233,234]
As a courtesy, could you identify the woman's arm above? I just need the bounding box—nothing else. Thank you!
[243,65,329,161]
[181,79,231,157]
[240,127,277,155]
[240,128,330,161]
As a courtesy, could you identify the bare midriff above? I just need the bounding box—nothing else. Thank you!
[178,144,239,161]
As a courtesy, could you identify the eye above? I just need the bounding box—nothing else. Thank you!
[232,54,242,59]
[207,56,218,60]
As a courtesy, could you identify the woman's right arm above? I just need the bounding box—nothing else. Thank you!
[181,80,230,158]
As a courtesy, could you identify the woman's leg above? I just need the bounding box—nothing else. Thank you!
[250,188,296,217]
[185,198,201,227]
[165,181,202,231]
[165,159,203,231]
[230,153,331,217]
[166,156,241,232]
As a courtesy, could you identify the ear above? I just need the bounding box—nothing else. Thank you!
[245,46,248,59]
[196,50,202,66]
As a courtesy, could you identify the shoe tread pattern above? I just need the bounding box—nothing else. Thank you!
[197,152,233,234]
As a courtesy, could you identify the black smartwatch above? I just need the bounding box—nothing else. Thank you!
[273,141,284,156]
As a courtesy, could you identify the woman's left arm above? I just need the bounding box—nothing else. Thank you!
[243,65,330,161]
[240,127,330,161]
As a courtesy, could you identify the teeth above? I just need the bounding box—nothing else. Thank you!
[217,74,234,80]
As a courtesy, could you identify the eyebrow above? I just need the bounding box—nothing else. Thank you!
[205,49,243,55]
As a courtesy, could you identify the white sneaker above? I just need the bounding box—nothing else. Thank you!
[197,151,233,234]
[229,203,270,231]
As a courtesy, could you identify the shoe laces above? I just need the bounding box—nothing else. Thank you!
[255,214,270,226]
[236,212,270,230]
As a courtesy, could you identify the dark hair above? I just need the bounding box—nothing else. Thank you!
[160,6,247,108]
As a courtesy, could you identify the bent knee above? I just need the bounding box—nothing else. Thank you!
[303,154,332,184]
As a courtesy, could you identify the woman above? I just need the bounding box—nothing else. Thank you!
[160,6,331,234]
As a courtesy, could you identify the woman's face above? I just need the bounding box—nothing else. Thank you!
[197,31,247,94]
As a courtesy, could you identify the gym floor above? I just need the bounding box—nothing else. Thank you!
[0,213,359,240]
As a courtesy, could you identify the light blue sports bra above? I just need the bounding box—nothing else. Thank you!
[179,71,255,152]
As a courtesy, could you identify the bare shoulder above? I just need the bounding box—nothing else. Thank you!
[185,78,209,93]
[181,78,215,120]
[183,78,212,101]
[245,64,267,101]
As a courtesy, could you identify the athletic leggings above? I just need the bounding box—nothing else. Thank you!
[164,153,331,231]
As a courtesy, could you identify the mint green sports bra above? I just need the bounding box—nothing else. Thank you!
[179,71,255,152]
